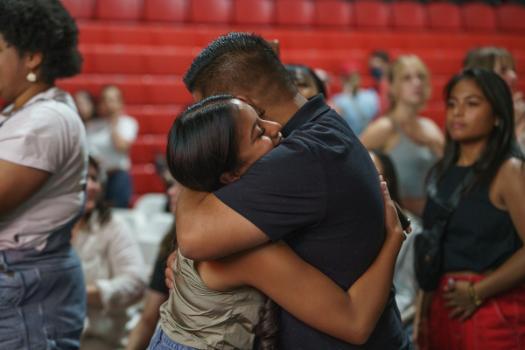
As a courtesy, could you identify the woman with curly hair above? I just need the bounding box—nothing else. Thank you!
[0,0,87,349]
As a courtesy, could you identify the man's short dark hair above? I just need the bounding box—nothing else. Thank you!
[370,50,390,63]
[183,32,296,100]
[0,0,82,84]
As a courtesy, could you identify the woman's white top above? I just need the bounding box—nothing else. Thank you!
[72,214,147,346]
[0,87,87,250]
[86,115,138,171]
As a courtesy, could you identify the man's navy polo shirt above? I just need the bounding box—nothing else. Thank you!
[215,95,408,349]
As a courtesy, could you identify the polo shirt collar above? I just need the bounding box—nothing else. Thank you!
[282,95,330,137]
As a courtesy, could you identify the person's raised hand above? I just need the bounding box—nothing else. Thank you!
[380,176,409,244]
[164,250,177,289]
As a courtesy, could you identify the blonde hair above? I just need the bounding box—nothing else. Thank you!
[463,46,515,72]
[388,55,431,111]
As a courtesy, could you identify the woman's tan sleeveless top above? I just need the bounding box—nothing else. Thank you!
[159,250,265,349]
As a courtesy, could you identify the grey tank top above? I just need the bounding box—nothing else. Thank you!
[159,250,265,349]
[388,128,436,198]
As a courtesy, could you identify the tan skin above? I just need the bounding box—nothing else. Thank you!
[98,86,133,153]
[0,34,53,215]
[169,99,408,344]
[360,63,444,216]
[414,79,525,345]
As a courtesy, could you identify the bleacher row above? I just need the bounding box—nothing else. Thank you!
[57,0,525,200]
[63,0,525,32]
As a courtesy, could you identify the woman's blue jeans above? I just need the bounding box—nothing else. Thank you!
[0,226,86,349]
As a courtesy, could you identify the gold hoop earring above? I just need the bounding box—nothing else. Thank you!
[26,72,37,83]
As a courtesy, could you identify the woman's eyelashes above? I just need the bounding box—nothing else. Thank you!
[258,126,266,138]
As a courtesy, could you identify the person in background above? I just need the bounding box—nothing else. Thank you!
[330,62,380,135]
[0,0,87,348]
[87,85,138,208]
[126,184,180,350]
[285,64,327,99]
[370,150,422,344]
[361,55,444,217]
[72,157,147,350]
[414,69,525,350]
[368,50,391,115]
[463,46,525,153]
[75,90,97,124]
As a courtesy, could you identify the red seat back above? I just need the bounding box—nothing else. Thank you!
[95,0,144,21]
[61,0,96,19]
[496,4,525,33]
[391,2,427,30]
[233,0,274,25]
[314,0,353,28]
[427,3,462,31]
[190,0,233,24]
[275,0,315,27]
[354,1,391,29]
[462,3,496,32]
[144,0,189,22]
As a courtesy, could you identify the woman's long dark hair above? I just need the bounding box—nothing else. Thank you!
[167,95,240,192]
[86,156,112,226]
[434,68,524,189]
[166,95,278,349]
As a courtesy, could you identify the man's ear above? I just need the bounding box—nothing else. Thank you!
[235,94,265,117]
[219,171,240,185]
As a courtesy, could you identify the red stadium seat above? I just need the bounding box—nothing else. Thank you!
[233,0,274,25]
[496,4,525,33]
[354,1,391,29]
[275,0,315,27]
[190,0,233,24]
[131,164,166,194]
[144,0,189,22]
[61,0,95,19]
[313,1,353,28]
[128,105,181,135]
[80,45,194,75]
[58,75,192,105]
[462,4,496,32]
[95,0,143,21]
[391,2,427,30]
[131,136,168,164]
[427,3,462,31]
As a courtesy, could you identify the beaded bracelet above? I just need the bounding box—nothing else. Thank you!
[467,282,483,307]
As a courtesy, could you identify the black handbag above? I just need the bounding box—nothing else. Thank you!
[414,170,474,291]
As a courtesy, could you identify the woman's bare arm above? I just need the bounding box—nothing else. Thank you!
[0,160,49,215]
[200,181,405,345]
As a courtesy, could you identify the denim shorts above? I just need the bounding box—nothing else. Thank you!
[148,327,196,350]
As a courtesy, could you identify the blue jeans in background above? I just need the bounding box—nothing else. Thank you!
[105,169,133,208]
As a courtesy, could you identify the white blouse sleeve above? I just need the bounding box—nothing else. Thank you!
[95,218,147,310]
[0,106,66,172]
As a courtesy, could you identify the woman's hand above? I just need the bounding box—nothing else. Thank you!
[380,177,408,245]
[164,251,177,289]
[443,279,480,321]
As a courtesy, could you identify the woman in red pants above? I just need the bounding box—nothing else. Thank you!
[414,68,525,350]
